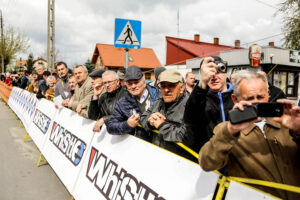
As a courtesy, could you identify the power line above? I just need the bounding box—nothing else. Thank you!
[254,0,278,9]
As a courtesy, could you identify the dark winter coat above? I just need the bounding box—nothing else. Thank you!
[106,85,159,141]
[184,83,234,152]
[88,86,126,124]
[140,94,196,162]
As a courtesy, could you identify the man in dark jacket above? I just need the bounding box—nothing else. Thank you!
[36,71,51,99]
[141,70,196,161]
[107,66,159,141]
[184,56,234,152]
[89,70,126,131]
[20,71,30,89]
[54,61,72,99]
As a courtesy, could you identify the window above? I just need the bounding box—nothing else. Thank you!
[145,72,151,80]
[272,71,299,97]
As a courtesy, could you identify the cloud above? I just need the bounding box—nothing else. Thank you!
[2,0,283,67]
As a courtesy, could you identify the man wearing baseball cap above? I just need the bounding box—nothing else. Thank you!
[140,69,195,161]
[107,65,159,141]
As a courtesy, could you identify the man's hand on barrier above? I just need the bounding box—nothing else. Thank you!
[67,99,73,108]
[93,118,104,132]
[62,98,69,106]
[76,104,84,114]
[127,114,140,128]
[273,99,300,135]
[199,57,217,89]
[148,112,166,129]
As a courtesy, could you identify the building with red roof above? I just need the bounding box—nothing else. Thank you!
[91,43,161,80]
[166,34,242,66]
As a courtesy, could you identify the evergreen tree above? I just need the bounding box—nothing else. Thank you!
[26,53,34,72]
[85,58,95,73]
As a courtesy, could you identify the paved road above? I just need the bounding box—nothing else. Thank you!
[0,98,71,200]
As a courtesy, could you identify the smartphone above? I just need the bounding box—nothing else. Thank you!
[130,109,137,116]
[256,103,283,117]
[228,106,258,124]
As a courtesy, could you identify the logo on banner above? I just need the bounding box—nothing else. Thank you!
[86,147,165,200]
[32,109,51,134]
[49,122,86,166]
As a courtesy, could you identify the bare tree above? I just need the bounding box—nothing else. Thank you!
[0,26,30,72]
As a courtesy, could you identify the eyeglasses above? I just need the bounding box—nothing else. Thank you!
[103,80,116,85]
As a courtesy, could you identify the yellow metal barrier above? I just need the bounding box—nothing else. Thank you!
[137,124,300,198]
[37,154,47,167]
[24,132,32,142]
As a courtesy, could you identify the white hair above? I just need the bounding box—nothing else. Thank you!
[102,70,119,80]
[233,70,269,98]
[47,75,56,82]
[74,65,88,72]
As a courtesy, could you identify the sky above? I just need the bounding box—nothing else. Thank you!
[1,0,285,67]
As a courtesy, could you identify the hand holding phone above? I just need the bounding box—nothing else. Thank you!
[228,103,283,124]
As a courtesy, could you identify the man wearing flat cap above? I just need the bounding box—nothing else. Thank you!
[88,70,126,132]
[140,69,196,161]
[107,65,160,141]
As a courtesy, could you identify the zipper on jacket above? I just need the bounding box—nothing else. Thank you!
[218,92,226,122]
[261,129,288,198]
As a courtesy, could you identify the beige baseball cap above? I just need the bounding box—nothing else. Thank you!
[159,69,184,83]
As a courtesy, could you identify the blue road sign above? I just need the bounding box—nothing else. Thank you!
[114,18,141,49]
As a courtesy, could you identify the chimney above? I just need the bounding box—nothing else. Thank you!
[213,37,219,45]
[194,34,200,42]
[234,40,240,48]
[269,41,274,46]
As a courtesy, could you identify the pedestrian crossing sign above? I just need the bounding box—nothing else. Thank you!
[114,18,141,49]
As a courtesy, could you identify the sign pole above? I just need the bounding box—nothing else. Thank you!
[124,48,129,68]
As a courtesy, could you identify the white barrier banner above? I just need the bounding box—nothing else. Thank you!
[72,126,219,200]
[8,87,25,120]
[27,99,56,151]
[225,181,276,200]
[41,106,96,194]
[21,92,38,131]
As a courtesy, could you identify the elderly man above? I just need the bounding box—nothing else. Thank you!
[67,65,93,118]
[34,65,45,93]
[184,56,234,152]
[89,70,126,131]
[199,70,300,199]
[54,61,72,99]
[107,65,159,141]
[140,70,195,161]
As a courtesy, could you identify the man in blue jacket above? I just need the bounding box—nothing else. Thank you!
[107,66,160,141]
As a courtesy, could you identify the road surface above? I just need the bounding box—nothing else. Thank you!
[0,98,71,200]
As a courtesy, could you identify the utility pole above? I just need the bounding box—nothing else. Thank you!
[0,10,4,73]
[47,0,55,71]
[124,48,129,68]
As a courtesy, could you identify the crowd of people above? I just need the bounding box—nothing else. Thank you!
[1,56,300,199]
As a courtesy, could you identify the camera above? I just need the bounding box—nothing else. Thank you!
[214,60,227,73]
[228,103,283,124]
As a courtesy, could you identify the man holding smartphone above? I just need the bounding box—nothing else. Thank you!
[107,66,160,141]
[199,70,300,199]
